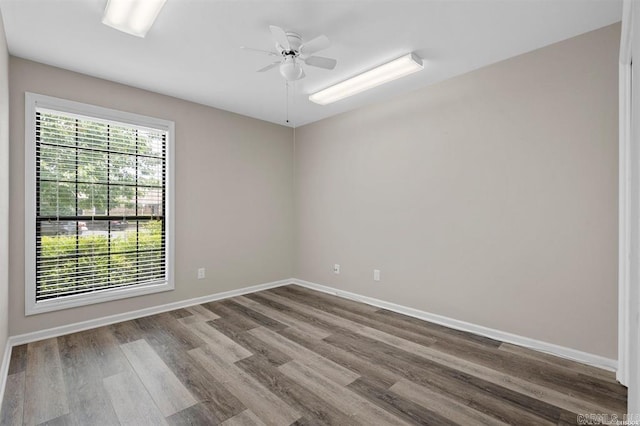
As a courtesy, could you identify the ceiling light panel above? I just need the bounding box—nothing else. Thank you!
[309,53,424,105]
[102,0,167,38]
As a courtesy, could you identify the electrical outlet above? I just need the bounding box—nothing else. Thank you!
[197,268,205,279]
[373,269,381,281]
[333,264,340,274]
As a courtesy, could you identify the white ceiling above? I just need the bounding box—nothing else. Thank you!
[0,0,622,127]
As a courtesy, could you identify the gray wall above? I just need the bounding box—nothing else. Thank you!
[0,12,9,355]
[295,24,619,359]
[9,58,294,335]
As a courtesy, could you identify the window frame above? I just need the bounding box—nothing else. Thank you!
[24,92,175,316]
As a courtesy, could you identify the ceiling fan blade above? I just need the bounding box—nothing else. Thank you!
[269,25,290,51]
[240,46,279,57]
[300,34,330,56]
[257,62,281,72]
[304,56,337,70]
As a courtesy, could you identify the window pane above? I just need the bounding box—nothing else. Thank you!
[39,145,77,181]
[109,253,137,285]
[39,113,76,147]
[38,181,76,216]
[108,185,136,216]
[138,220,163,251]
[77,120,108,151]
[137,188,163,216]
[78,149,108,184]
[109,125,138,154]
[138,130,164,157]
[110,153,137,184]
[138,157,162,187]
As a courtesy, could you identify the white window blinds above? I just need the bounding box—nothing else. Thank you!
[34,107,168,302]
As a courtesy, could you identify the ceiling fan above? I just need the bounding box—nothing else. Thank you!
[241,25,337,81]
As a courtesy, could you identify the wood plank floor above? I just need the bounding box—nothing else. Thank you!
[0,285,627,425]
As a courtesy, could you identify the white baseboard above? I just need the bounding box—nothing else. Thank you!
[7,278,292,347]
[292,278,618,372]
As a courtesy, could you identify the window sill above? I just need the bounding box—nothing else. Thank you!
[25,280,174,316]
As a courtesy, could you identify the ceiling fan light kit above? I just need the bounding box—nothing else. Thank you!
[280,56,305,81]
[309,53,424,105]
[102,0,167,38]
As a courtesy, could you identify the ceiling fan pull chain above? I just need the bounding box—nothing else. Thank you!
[292,81,296,128]
[286,81,290,124]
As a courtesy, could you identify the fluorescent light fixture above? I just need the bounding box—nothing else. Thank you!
[102,0,167,38]
[309,53,424,105]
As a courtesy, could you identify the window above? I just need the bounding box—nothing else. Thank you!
[25,93,174,315]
